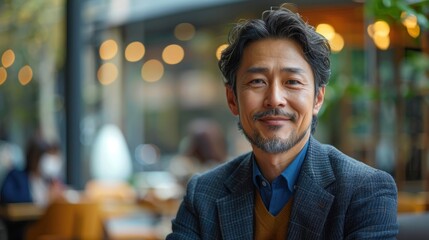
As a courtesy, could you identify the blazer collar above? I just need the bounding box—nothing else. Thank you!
[288,136,336,239]
[301,136,336,188]
[217,153,255,240]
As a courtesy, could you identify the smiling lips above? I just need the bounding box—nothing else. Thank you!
[258,116,293,126]
[253,108,297,126]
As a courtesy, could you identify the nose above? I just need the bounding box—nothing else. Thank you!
[264,82,287,108]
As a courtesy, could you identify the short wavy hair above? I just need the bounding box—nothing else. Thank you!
[218,5,331,97]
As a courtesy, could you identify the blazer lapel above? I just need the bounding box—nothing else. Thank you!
[288,137,336,239]
[217,153,255,240]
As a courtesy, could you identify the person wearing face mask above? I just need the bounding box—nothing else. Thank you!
[0,133,65,207]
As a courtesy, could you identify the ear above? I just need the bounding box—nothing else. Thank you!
[226,86,239,116]
[313,86,325,115]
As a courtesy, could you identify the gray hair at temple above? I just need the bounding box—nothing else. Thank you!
[218,4,331,133]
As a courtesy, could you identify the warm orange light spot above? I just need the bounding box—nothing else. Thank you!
[0,67,7,85]
[125,41,145,62]
[373,35,390,50]
[97,63,118,85]
[330,33,344,53]
[162,44,184,65]
[18,65,33,85]
[367,24,375,38]
[316,23,335,41]
[216,44,228,60]
[373,20,390,37]
[141,59,164,82]
[174,23,196,41]
[99,39,118,60]
[401,12,418,29]
[1,49,15,68]
[407,24,420,38]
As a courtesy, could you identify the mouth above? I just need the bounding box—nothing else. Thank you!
[253,109,296,126]
[258,116,292,126]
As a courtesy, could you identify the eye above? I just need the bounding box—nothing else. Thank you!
[285,79,301,85]
[248,79,266,87]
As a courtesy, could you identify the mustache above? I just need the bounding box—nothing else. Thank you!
[253,108,297,122]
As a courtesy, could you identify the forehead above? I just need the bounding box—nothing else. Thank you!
[242,38,306,63]
[238,38,313,77]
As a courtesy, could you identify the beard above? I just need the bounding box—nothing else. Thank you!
[237,109,311,154]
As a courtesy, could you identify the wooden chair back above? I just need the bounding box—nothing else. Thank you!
[25,201,102,240]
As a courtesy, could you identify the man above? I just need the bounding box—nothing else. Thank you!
[167,4,398,240]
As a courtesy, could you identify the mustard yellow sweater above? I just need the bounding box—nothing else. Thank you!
[254,191,293,239]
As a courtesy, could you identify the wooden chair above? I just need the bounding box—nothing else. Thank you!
[25,201,102,240]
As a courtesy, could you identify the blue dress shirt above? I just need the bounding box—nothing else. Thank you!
[252,141,309,215]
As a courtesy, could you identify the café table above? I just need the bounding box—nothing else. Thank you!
[0,203,44,222]
[0,203,45,239]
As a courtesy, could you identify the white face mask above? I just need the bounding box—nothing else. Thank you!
[39,153,63,179]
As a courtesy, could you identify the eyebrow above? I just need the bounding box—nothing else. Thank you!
[246,66,306,74]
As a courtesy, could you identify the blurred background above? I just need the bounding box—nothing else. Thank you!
[0,0,428,239]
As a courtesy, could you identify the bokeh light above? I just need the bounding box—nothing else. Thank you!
[1,49,15,68]
[18,65,33,86]
[401,12,418,29]
[373,20,390,37]
[99,39,118,60]
[407,24,420,38]
[125,41,145,62]
[141,59,164,82]
[330,33,345,52]
[0,67,7,85]
[401,12,420,38]
[367,20,391,50]
[373,35,390,50]
[367,24,375,38]
[174,23,196,41]
[162,44,184,65]
[316,23,335,41]
[216,44,228,60]
[97,62,118,85]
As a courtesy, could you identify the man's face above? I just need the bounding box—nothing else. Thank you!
[226,38,325,154]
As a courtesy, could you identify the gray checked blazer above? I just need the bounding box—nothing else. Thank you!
[167,136,398,239]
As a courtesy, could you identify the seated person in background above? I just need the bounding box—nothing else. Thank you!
[169,118,228,186]
[0,123,24,189]
[0,133,65,207]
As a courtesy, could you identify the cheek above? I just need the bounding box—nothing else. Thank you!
[290,93,315,117]
[237,93,261,116]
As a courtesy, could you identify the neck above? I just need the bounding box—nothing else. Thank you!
[253,134,310,182]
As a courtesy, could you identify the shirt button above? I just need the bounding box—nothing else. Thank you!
[261,181,267,187]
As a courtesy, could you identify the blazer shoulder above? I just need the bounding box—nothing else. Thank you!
[319,141,394,184]
[187,152,252,196]
[196,152,251,181]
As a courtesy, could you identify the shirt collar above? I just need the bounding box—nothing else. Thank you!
[252,140,309,192]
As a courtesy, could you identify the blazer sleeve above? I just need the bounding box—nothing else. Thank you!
[166,175,201,240]
[344,169,399,239]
